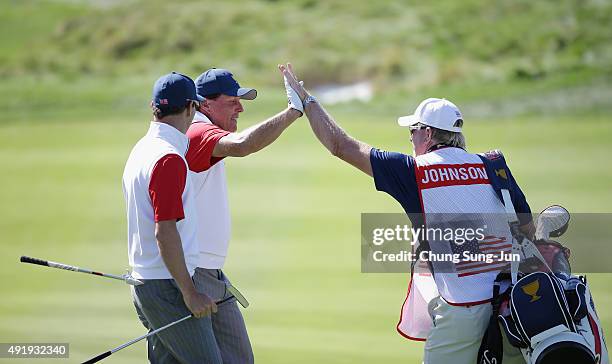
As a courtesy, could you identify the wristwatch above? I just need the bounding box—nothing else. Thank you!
[303,95,317,106]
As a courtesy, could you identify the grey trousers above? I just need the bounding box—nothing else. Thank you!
[131,278,223,364]
[131,269,253,364]
[193,268,254,364]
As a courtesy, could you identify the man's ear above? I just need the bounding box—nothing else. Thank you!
[425,127,433,142]
[199,99,210,114]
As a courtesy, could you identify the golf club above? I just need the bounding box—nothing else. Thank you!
[227,283,249,308]
[535,204,570,240]
[20,256,143,286]
[81,314,193,364]
[81,285,249,364]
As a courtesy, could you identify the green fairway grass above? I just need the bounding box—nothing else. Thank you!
[1,108,610,363]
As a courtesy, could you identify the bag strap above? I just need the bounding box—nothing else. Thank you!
[477,150,512,201]
[478,151,550,283]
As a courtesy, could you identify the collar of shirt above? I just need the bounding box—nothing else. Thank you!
[193,111,213,124]
[147,121,189,156]
[426,144,465,153]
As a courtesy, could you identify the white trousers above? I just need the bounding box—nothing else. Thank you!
[423,296,525,364]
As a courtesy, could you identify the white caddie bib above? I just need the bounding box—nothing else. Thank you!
[397,147,513,340]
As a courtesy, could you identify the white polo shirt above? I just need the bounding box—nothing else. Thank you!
[186,112,232,269]
[122,122,199,279]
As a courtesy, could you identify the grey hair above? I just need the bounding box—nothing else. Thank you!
[430,125,466,149]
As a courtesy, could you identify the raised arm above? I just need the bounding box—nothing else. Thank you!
[278,63,373,176]
[213,107,301,158]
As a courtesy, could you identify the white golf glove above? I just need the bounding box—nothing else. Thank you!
[284,76,304,115]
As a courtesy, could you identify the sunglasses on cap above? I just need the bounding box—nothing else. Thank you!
[409,123,428,134]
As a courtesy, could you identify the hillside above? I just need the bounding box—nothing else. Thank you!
[1,0,611,119]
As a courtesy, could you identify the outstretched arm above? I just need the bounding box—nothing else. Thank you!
[213,107,301,158]
[278,63,373,176]
[303,98,373,176]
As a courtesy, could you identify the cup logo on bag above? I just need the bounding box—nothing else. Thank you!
[522,279,541,302]
[494,168,508,180]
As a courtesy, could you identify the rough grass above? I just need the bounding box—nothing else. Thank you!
[2,0,611,123]
[2,0,611,88]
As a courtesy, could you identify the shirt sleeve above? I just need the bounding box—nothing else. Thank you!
[185,123,231,173]
[148,154,187,222]
[507,166,532,225]
[370,148,422,214]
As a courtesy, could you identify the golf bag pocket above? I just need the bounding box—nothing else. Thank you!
[499,314,528,348]
[563,277,588,322]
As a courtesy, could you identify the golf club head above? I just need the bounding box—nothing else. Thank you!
[227,284,249,308]
[536,205,570,240]
[123,275,144,286]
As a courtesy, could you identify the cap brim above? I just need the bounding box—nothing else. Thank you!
[222,87,257,100]
[236,87,257,100]
[195,94,204,102]
[397,115,420,127]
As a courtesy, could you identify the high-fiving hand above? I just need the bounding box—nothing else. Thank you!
[279,63,309,112]
[283,74,304,115]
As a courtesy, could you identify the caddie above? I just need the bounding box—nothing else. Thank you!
[184,68,303,363]
[279,63,536,363]
[122,72,221,363]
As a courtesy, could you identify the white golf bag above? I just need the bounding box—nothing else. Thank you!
[477,200,609,364]
[500,270,608,364]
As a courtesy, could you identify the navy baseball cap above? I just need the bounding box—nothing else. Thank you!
[195,69,257,100]
[152,72,204,109]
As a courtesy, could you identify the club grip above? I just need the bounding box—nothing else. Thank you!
[20,256,49,267]
[81,351,111,364]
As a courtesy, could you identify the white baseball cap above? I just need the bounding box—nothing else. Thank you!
[398,98,463,132]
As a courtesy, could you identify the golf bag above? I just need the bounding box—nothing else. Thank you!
[479,267,608,364]
[476,151,608,364]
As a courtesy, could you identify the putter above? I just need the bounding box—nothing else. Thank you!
[227,283,249,308]
[81,314,193,364]
[20,256,143,286]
